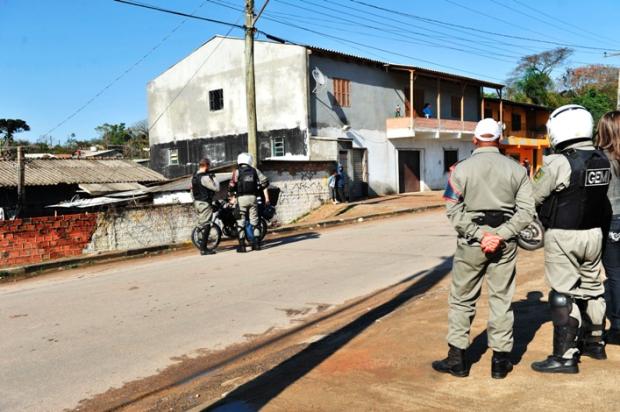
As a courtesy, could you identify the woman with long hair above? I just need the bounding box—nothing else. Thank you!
[596,110,620,344]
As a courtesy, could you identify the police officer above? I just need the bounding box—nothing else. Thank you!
[531,105,612,374]
[229,153,270,253]
[433,118,535,379]
[192,158,220,255]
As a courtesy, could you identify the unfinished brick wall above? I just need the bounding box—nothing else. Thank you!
[0,214,98,267]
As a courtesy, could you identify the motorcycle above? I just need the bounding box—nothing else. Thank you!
[517,216,545,250]
[191,198,276,251]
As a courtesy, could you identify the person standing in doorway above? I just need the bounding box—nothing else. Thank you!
[191,158,220,255]
[433,118,535,379]
[328,169,339,204]
[523,159,532,178]
[595,110,620,345]
[336,163,346,203]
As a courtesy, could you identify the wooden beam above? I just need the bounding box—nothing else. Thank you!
[409,70,415,130]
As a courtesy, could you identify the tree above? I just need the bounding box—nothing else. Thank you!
[572,88,616,126]
[95,122,131,147]
[0,119,30,148]
[507,48,573,106]
[561,64,618,94]
[125,120,150,159]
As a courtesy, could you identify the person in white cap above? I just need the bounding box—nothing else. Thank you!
[530,104,612,374]
[433,118,535,379]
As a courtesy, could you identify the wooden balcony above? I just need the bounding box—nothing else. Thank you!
[386,116,477,139]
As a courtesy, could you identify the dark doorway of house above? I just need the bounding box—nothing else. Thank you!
[398,150,421,193]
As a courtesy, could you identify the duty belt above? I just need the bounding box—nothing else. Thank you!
[472,211,511,228]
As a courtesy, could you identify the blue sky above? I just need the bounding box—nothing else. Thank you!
[1,0,618,143]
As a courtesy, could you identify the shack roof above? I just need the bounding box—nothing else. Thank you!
[0,159,167,188]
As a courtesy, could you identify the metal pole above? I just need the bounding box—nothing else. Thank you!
[245,0,258,162]
[16,146,25,217]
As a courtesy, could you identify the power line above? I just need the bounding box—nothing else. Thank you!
[148,15,244,132]
[347,0,620,53]
[259,14,505,82]
[42,0,212,139]
[113,0,245,30]
[510,0,617,46]
[441,0,563,41]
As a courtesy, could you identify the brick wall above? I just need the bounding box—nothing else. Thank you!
[0,214,98,267]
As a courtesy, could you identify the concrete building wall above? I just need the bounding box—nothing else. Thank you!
[148,37,310,177]
[391,138,475,191]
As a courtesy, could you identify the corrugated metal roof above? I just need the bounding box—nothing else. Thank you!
[0,159,167,188]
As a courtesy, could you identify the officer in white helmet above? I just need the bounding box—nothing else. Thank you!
[228,153,270,252]
[531,104,612,373]
[433,118,535,379]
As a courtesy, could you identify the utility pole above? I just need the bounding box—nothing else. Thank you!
[16,146,26,218]
[245,0,258,163]
[604,52,620,110]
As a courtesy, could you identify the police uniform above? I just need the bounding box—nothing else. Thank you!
[230,163,269,245]
[192,172,219,226]
[531,140,611,370]
[444,147,535,355]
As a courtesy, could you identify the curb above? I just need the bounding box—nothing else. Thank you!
[270,204,443,234]
[0,204,443,281]
[0,243,193,281]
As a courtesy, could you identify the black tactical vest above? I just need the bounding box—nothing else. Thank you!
[539,148,611,230]
[191,172,215,202]
[237,165,259,196]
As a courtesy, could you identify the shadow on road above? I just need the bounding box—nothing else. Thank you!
[204,256,454,412]
[261,232,320,250]
[468,291,549,367]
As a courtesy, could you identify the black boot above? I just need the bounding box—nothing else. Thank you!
[531,318,579,374]
[237,238,246,253]
[606,328,620,345]
[579,326,607,360]
[251,240,261,251]
[432,345,468,377]
[491,351,513,379]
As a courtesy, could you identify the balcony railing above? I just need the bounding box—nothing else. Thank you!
[386,116,477,139]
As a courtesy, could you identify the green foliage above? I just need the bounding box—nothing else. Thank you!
[571,88,616,126]
[0,118,30,147]
[95,122,131,146]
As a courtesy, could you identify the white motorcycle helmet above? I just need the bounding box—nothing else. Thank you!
[547,104,593,149]
[237,152,254,167]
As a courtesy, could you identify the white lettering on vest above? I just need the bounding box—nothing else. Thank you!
[585,168,611,187]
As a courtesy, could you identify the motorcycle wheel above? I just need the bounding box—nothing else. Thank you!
[258,218,268,241]
[518,218,544,251]
[192,224,222,251]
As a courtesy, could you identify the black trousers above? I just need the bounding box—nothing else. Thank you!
[604,215,620,331]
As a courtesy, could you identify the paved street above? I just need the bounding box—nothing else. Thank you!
[0,211,454,411]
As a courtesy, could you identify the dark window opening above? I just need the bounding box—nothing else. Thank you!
[444,149,458,173]
[451,96,461,118]
[484,107,493,119]
[511,113,522,131]
[209,89,224,111]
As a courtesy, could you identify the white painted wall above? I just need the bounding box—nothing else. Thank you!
[391,137,475,191]
[148,37,309,145]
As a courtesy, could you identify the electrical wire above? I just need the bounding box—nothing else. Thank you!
[42,0,213,139]
[346,0,620,53]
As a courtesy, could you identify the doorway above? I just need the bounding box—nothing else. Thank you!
[398,150,421,193]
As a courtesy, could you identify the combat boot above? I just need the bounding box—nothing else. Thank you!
[491,351,513,379]
[579,326,607,360]
[251,240,261,251]
[432,345,468,377]
[237,238,246,253]
[531,318,579,374]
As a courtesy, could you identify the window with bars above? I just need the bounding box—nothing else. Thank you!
[209,89,224,111]
[333,78,350,107]
[168,148,179,166]
[271,136,285,157]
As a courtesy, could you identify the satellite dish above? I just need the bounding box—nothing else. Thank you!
[312,67,326,94]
